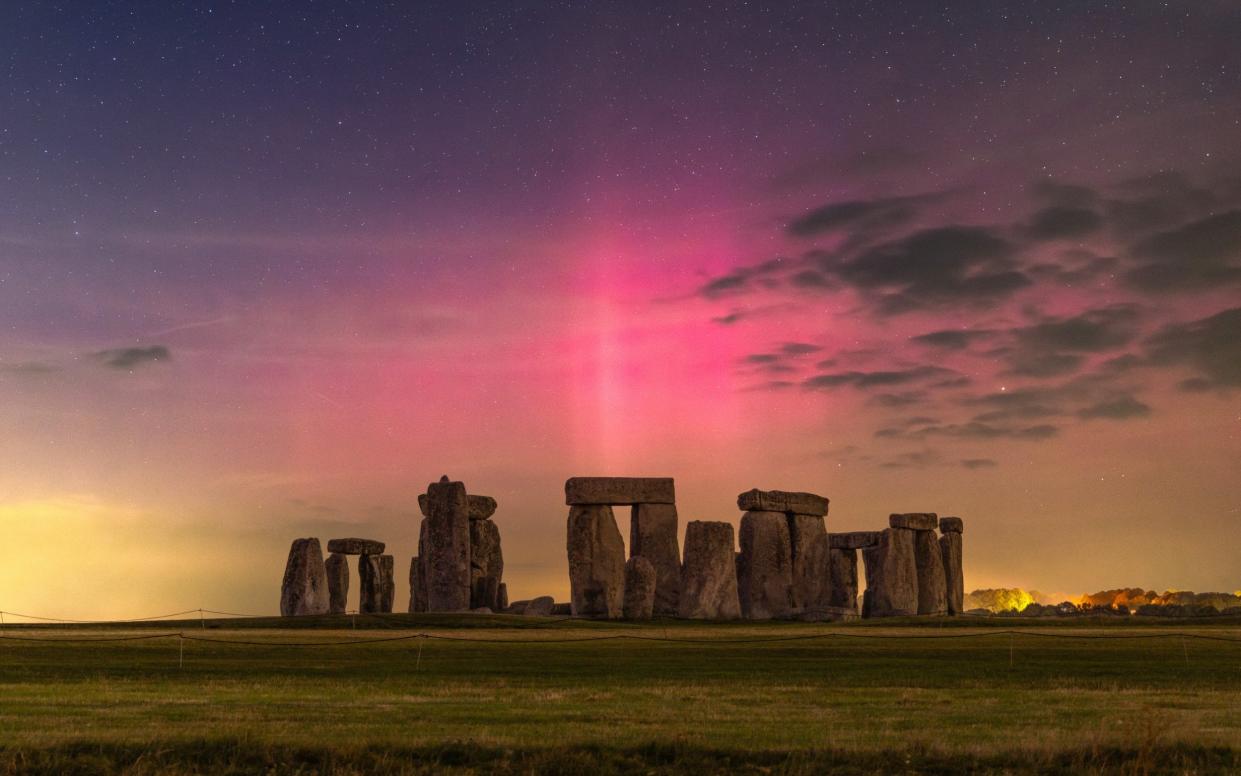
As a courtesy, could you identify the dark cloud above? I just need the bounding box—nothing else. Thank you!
[1105,172,1224,236]
[779,342,822,355]
[869,391,927,407]
[1030,181,1100,209]
[0,360,59,375]
[1076,395,1152,420]
[883,420,1059,441]
[960,458,998,469]
[1000,351,1084,378]
[880,449,943,469]
[993,305,1142,379]
[909,329,995,350]
[698,257,790,299]
[786,194,929,238]
[819,226,1030,314]
[94,345,172,369]
[803,365,956,391]
[1123,210,1241,293]
[1025,206,1103,241]
[1144,307,1241,389]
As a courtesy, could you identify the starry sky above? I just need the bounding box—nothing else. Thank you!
[2,2,1239,618]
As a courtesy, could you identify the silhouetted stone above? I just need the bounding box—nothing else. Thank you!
[737,489,828,516]
[623,557,657,620]
[524,596,556,616]
[358,553,394,614]
[564,477,675,505]
[497,582,508,612]
[630,502,681,615]
[418,493,498,520]
[678,521,741,619]
[425,476,471,611]
[566,504,625,617]
[469,517,504,610]
[940,532,964,615]
[828,531,883,550]
[787,514,831,616]
[325,552,349,615]
[551,602,572,616]
[280,538,330,617]
[889,513,938,530]
[828,547,859,612]
[939,516,963,534]
[408,555,427,613]
[327,538,386,555]
[861,528,918,617]
[737,510,795,620]
[914,530,948,615]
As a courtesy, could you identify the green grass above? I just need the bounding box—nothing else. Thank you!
[1,616,1239,773]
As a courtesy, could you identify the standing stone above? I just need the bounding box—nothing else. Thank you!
[737,511,795,620]
[678,521,741,619]
[325,552,349,615]
[470,518,504,610]
[358,553,393,614]
[737,489,829,516]
[497,582,508,612]
[630,503,681,615]
[914,531,948,615]
[425,476,471,611]
[566,504,626,618]
[787,514,831,617]
[280,538,330,617]
[623,557,657,620]
[940,532,964,615]
[564,477,675,505]
[828,547,859,613]
[860,528,918,617]
[408,556,427,613]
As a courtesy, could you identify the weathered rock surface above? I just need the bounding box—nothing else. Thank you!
[566,504,625,617]
[940,532,964,615]
[408,555,427,613]
[280,538,330,617]
[497,582,508,612]
[524,595,556,616]
[623,557,657,620]
[678,521,741,619]
[737,511,795,620]
[358,553,394,614]
[469,517,504,610]
[828,531,883,550]
[861,528,918,617]
[787,514,831,615]
[564,477,675,505]
[939,516,964,534]
[737,489,829,516]
[551,602,572,616]
[325,552,349,615]
[914,530,948,615]
[828,547,859,612]
[326,537,385,555]
[418,493,498,520]
[630,503,681,615]
[425,476,471,611]
[889,513,938,531]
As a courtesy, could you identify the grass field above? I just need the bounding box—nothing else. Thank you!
[1,614,1239,774]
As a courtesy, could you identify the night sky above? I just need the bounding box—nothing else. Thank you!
[2,2,1239,617]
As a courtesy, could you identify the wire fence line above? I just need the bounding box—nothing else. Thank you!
[1,628,1239,647]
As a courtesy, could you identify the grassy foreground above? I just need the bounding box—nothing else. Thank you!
[1,615,1239,774]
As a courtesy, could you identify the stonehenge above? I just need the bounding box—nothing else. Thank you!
[281,474,966,623]
[678,521,741,619]
[564,477,680,619]
[280,538,330,616]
